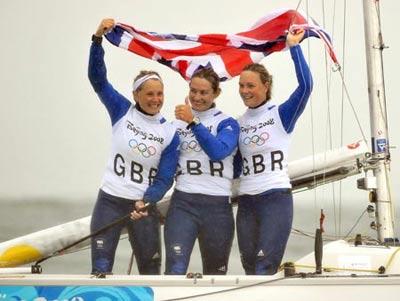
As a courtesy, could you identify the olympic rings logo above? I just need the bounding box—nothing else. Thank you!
[129,139,157,158]
[180,140,202,152]
[242,132,270,146]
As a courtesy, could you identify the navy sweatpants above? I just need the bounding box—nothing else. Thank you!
[236,189,293,275]
[90,189,161,275]
[164,190,234,275]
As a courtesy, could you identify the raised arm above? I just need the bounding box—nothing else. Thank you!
[278,29,313,133]
[88,18,130,125]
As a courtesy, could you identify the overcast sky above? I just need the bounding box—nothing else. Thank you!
[0,0,398,213]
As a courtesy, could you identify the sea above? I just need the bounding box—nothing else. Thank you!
[0,198,398,275]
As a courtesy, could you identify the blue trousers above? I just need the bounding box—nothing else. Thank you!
[90,189,161,275]
[236,189,293,275]
[164,190,234,275]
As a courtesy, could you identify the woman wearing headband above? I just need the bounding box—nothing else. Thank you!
[88,18,179,275]
[164,68,240,275]
[234,29,313,275]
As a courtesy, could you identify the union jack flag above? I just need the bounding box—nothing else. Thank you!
[105,8,337,81]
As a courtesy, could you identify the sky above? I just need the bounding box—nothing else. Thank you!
[0,0,399,217]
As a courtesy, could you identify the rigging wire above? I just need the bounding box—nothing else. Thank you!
[374,1,391,151]
[384,164,396,241]
[343,208,368,240]
[292,206,369,242]
[323,0,339,238]
[320,0,329,234]
[302,0,319,231]
[303,0,373,239]
[337,71,368,144]
[317,0,339,238]
[290,0,319,229]
[272,0,381,246]
[338,0,347,239]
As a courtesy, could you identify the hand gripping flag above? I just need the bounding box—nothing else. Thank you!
[105,8,338,81]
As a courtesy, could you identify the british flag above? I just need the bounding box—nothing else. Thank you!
[105,8,337,81]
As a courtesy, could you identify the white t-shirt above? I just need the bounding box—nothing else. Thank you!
[237,102,291,195]
[174,108,235,196]
[101,106,176,199]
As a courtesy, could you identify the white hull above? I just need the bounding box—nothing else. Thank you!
[2,274,400,301]
[1,240,400,300]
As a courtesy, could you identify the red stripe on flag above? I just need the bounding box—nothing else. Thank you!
[220,49,253,77]
[198,34,229,46]
[127,39,155,59]
[239,11,307,40]
[176,60,189,80]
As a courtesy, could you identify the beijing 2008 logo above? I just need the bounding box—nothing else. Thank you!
[242,132,270,146]
[129,139,157,158]
[180,140,202,152]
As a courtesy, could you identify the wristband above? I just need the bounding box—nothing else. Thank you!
[91,34,103,44]
[187,117,200,129]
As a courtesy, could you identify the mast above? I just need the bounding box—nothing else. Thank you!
[362,0,396,242]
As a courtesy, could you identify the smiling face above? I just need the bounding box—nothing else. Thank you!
[239,70,270,108]
[133,79,164,115]
[188,77,219,112]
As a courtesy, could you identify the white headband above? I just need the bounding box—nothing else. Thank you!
[132,74,162,92]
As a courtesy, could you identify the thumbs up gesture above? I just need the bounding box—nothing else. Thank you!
[175,96,194,123]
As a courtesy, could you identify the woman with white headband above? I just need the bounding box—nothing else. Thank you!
[88,18,179,276]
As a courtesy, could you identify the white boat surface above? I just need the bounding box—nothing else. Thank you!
[1,240,400,300]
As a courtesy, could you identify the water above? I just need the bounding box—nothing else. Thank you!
[0,198,395,275]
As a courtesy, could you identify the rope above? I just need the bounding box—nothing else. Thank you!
[35,214,131,265]
[384,247,400,271]
[127,250,135,275]
[384,163,396,234]
[159,275,293,301]
[291,227,370,242]
[283,245,400,275]
[343,208,368,240]
[288,263,380,274]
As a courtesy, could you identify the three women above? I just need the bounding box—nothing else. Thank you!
[89,19,312,275]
